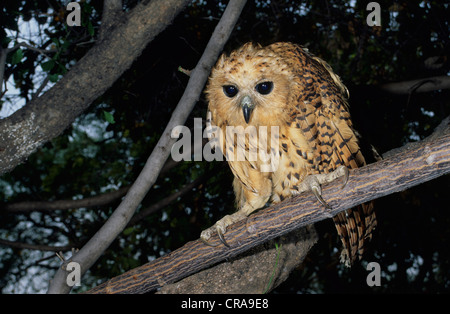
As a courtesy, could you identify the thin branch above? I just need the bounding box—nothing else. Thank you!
[1,41,58,96]
[178,66,192,76]
[31,75,51,100]
[46,0,248,294]
[0,238,72,252]
[0,47,7,97]
[86,117,450,294]
[14,42,58,59]
[2,187,129,213]
[127,175,207,226]
[2,152,183,214]
[1,173,205,258]
[380,75,450,94]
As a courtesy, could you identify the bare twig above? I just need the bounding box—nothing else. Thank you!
[380,75,450,94]
[127,175,207,226]
[14,42,57,59]
[1,42,57,96]
[2,186,129,213]
[0,47,7,96]
[0,238,73,252]
[2,146,187,214]
[31,75,51,100]
[178,66,192,77]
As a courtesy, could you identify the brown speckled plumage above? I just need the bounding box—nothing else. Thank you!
[204,42,376,266]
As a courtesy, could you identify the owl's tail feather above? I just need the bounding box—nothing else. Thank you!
[334,202,377,267]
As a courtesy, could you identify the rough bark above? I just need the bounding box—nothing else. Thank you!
[158,226,317,294]
[0,0,191,175]
[85,116,450,294]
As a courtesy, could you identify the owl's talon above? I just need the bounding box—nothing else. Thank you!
[200,228,230,248]
[200,237,220,247]
[200,228,219,247]
[302,166,349,209]
[200,222,231,248]
[200,212,248,248]
[339,166,349,189]
[303,175,331,208]
[311,185,332,209]
[217,229,230,248]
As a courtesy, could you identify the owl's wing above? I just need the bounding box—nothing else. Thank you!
[289,52,376,266]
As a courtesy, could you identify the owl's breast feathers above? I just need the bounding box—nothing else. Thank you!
[206,42,376,266]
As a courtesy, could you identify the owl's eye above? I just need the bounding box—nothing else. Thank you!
[255,81,273,95]
[223,85,238,98]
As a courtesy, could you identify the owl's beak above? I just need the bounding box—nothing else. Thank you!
[241,95,254,124]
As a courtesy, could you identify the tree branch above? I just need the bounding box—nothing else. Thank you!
[380,75,450,94]
[98,0,123,41]
[46,0,248,294]
[1,135,188,214]
[0,0,191,175]
[158,226,318,294]
[2,151,181,213]
[1,171,204,255]
[127,175,206,226]
[0,238,72,252]
[85,116,450,294]
[13,42,57,59]
[2,187,129,213]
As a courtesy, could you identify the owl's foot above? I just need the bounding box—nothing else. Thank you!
[300,166,349,209]
[200,211,248,247]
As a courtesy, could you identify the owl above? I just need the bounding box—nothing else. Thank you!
[202,42,376,266]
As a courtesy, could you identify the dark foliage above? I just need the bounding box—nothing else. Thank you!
[0,0,449,293]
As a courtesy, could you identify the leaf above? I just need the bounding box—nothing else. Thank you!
[123,227,134,236]
[60,40,70,53]
[103,110,115,124]
[263,243,282,294]
[41,60,55,72]
[51,37,60,47]
[48,74,59,83]
[2,37,12,47]
[11,48,23,65]
[58,63,68,74]
[87,21,95,37]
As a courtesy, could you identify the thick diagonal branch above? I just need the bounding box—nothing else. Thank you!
[86,116,450,294]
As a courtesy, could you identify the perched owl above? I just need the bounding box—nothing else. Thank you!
[202,42,376,266]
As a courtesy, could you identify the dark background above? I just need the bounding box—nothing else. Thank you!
[0,0,449,293]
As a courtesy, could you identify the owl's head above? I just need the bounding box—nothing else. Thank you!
[205,42,299,127]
